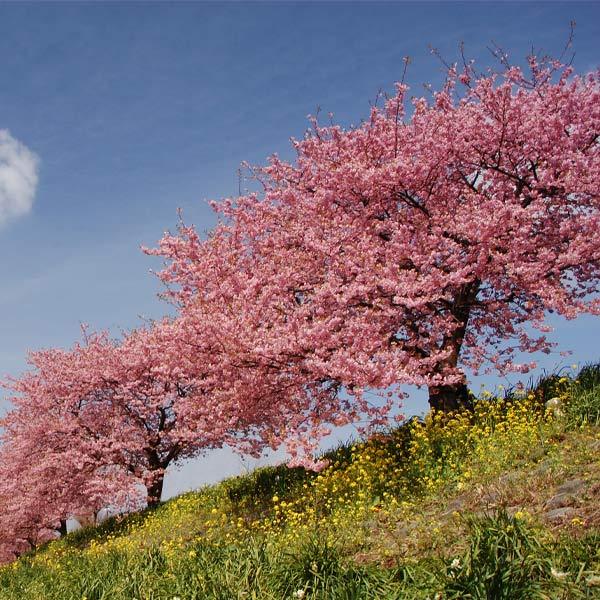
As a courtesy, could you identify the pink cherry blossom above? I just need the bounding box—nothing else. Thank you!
[148,53,599,456]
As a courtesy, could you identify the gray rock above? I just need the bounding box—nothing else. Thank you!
[556,479,586,495]
[544,507,575,523]
[544,493,576,510]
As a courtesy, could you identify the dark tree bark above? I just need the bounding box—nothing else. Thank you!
[146,475,165,508]
[58,518,68,537]
[428,381,472,412]
[426,282,479,413]
[145,444,170,508]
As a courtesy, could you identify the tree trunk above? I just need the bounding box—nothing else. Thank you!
[146,474,165,508]
[58,519,68,537]
[428,381,472,412]
[426,281,479,413]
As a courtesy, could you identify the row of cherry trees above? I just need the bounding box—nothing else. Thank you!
[1,51,598,561]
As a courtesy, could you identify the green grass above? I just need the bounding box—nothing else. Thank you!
[1,365,599,599]
[567,363,600,427]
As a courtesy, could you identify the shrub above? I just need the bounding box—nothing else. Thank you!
[442,511,552,599]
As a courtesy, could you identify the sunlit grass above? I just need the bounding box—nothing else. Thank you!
[1,367,599,599]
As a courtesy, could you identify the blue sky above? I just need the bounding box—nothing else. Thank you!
[0,2,598,498]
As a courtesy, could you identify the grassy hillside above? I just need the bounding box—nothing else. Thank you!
[1,367,599,599]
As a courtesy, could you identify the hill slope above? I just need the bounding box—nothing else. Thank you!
[1,368,599,599]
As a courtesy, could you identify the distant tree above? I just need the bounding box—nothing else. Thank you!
[0,436,134,561]
[0,335,139,560]
[0,313,297,555]
[149,52,599,449]
[0,323,193,534]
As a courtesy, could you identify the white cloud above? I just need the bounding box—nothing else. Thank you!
[0,130,39,225]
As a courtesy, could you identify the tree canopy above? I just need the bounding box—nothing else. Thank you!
[1,50,598,560]
[151,56,599,419]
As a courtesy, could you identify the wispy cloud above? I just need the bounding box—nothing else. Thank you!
[0,130,39,226]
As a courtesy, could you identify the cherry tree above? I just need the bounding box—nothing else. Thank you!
[0,314,293,550]
[0,430,135,561]
[0,334,139,560]
[1,321,207,532]
[149,52,599,436]
[2,50,597,556]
